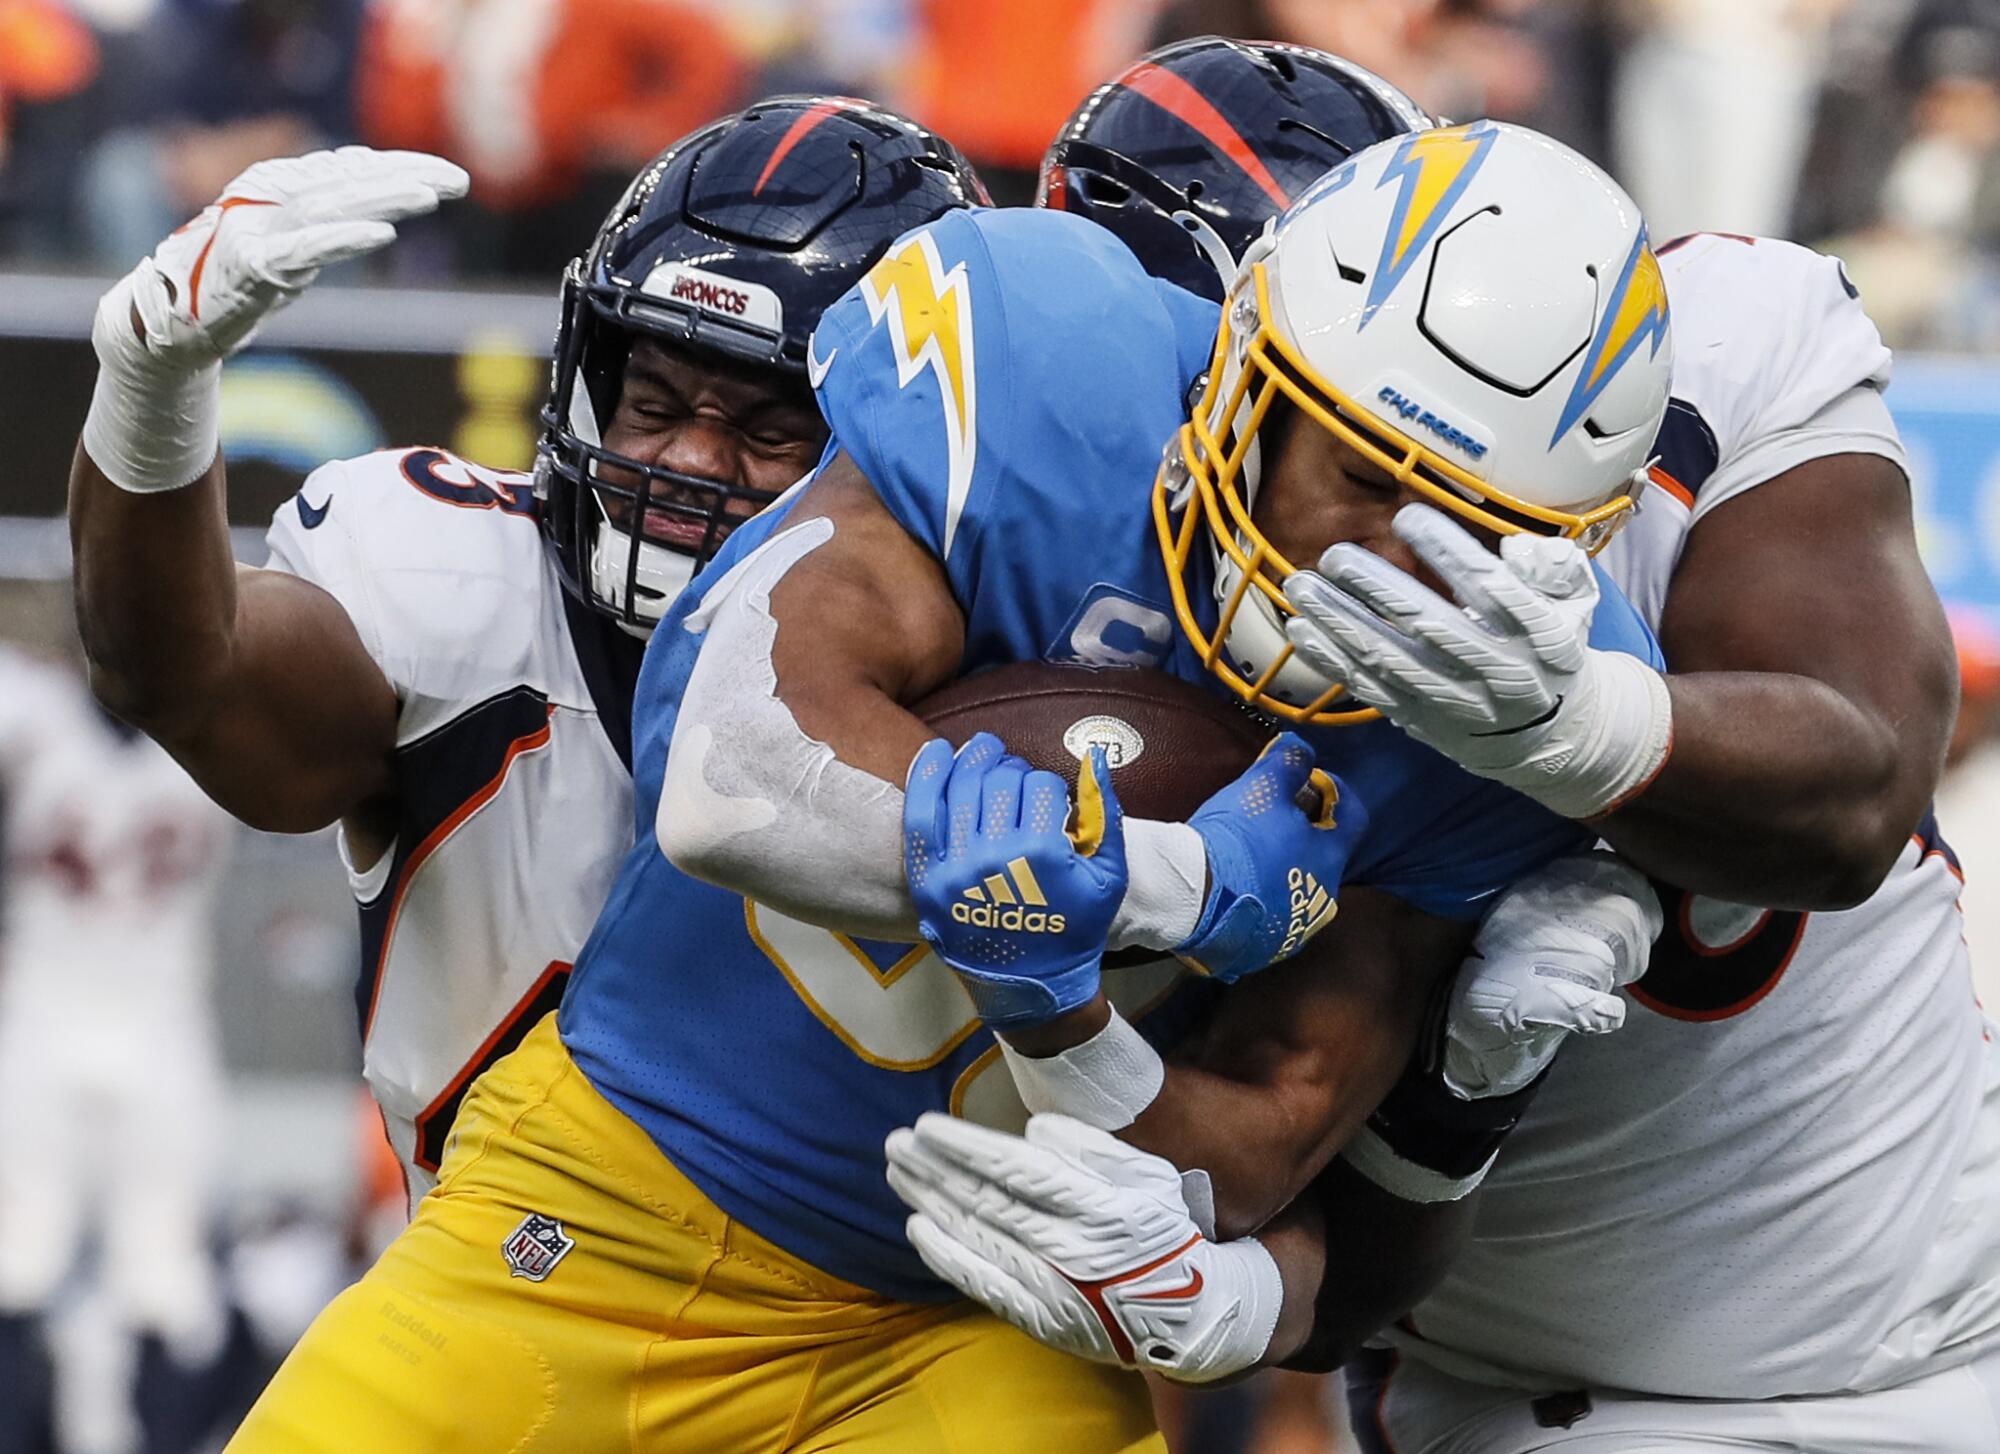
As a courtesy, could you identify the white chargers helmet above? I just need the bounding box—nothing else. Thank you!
[1153,119,1673,724]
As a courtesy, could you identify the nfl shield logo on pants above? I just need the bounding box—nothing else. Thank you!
[502,1213,575,1281]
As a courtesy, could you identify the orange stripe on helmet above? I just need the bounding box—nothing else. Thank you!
[753,99,862,197]
[1121,62,1289,208]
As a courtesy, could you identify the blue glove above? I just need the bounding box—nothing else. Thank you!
[904,732,1127,1029]
[1177,732,1369,982]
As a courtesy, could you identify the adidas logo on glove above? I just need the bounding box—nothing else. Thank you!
[952,857,1070,934]
[1277,868,1336,958]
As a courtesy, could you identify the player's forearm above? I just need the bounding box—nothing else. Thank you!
[1267,1161,1477,1373]
[1129,1016,1410,1241]
[70,443,238,735]
[1599,670,1932,909]
[1000,890,1454,1238]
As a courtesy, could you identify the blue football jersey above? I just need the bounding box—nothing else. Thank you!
[559,208,1663,1301]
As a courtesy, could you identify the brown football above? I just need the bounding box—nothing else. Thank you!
[912,662,1272,822]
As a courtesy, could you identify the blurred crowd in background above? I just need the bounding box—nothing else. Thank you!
[0,0,1997,348]
[2,5,2000,1454]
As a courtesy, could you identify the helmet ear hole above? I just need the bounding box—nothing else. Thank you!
[1081,172,1132,206]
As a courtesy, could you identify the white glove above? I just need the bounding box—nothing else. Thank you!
[1445,850,1664,1099]
[1282,503,1673,820]
[83,147,469,493]
[884,1112,1283,1384]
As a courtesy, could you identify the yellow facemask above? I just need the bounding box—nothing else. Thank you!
[1151,261,1640,727]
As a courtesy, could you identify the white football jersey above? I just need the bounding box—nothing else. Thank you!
[265,448,636,1200]
[0,648,229,1026]
[1394,235,2000,1399]
[0,651,232,1344]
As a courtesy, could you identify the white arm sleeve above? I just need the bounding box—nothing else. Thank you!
[1693,381,1907,523]
[654,515,1212,949]
[654,516,919,941]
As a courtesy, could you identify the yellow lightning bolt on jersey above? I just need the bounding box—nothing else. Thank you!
[860,232,979,556]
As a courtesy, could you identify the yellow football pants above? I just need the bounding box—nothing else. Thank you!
[226,1014,1162,1453]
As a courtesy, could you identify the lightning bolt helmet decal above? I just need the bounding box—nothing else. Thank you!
[1548,226,1670,449]
[1362,120,1500,328]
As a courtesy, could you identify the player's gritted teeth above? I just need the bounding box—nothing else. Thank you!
[596,337,828,547]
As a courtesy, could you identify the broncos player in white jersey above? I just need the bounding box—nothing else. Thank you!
[890,51,1999,1453]
[0,647,233,1449]
[67,104,988,1202]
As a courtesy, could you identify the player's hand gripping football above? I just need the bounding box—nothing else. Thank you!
[96,147,470,376]
[1172,733,1366,982]
[904,733,1126,1029]
[1445,850,1663,1099]
[886,1112,1282,1384]
[1282,504,1673,821]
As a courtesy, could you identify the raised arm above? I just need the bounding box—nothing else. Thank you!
[69,148,467,834]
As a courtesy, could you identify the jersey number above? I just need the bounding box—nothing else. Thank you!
[1627,882,1805,1022]
[25,814,210,899]
[745,902,1184,1130]
[400,448,534,517]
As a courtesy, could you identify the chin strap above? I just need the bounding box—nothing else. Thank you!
[1171,208,1242,297]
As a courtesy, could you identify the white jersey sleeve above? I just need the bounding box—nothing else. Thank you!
[263,447,551,744]
[262,447,635,1203]
[1658,233,1906,521]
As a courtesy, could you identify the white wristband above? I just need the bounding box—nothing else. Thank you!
[1341,1124,1495,1204]
[999,1007,1165,1131]
[1108,818,1206,952]
[81,270,221,494]
[1536,654,1674,821]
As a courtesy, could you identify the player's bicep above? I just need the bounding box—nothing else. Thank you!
[1135,890,1472,1237]
[1662,451,1954,768]
[163,565,397,832]
[766,450,966,783]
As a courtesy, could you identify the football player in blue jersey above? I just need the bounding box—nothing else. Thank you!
[197,114,1678,1454]
[894,40,1977,1447]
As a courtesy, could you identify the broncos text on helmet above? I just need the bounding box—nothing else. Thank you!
[537,96,989,632]
[1038,37,1429,300]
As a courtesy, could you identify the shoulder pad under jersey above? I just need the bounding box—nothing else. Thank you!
[806,207,1220,603]
[1658,233,1897,515]
[264,447,582,741]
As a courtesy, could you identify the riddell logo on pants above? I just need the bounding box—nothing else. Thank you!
[955,858,1067,933]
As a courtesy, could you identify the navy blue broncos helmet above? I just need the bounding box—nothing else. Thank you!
[1039,37,1431,300]
[538,96,989,630]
